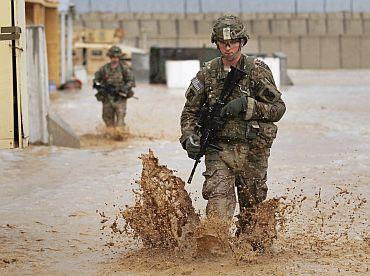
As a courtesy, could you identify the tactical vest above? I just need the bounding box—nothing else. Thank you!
[102,62,124,87]
[203,54,257,142]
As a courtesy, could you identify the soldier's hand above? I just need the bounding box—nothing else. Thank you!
[185,134,201,159]
[221,96,248,117]
[126,90,134,98]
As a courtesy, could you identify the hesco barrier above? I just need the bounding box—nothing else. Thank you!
[149,47,219,83]
[77,12,370,69]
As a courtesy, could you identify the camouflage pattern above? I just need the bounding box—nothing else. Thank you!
[202,141,269,219]
[107,45,123,57]
[211,15,249,45]
[102,98,127,127]
[180,54,286,220]
[94,61,135,127]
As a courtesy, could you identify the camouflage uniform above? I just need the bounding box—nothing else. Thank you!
[180,17,286,225]
[93,47,135,127]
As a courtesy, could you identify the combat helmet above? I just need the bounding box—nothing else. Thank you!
[211,15,249,45]
[107,45,122,57]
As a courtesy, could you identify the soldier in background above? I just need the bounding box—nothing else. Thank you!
[93,45,135,128]
[180,15,286,237]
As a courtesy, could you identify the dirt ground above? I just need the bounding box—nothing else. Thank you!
[0,70,369,275]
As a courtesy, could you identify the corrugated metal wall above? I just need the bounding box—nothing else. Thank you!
[72,0,370,13]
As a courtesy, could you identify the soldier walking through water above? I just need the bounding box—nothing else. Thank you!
[180,15,286,236]
[93,45,136,128]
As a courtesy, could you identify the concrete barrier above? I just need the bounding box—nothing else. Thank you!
[320,36,340,68]
[308,19,327,34]
[80,11,370,69]
[165,60,200,88]
[121,21,140,37]
[345,19,363,34]
[300,37,320,68]
[327,19,344,34]
[47,110,80,148]
[158,20,177,37]
[196,21,213,35]
[361,36,370,68]
[290,19,308,35]
[280,37,300,68]
[341,36,361,68]
[243,39,259,54]
[271,20,290,35]
[364,19,370,34]
[186,13,204,20]
[27,26,80,148]
[178,20,195,37]
[273,52,293,86]
[140,20,159,35]
[152,13,171,20]
[252,19,271,35]
[260,37,280,54]
[260,57,281,89]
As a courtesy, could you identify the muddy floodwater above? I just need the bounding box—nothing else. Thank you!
[1,70,369,275]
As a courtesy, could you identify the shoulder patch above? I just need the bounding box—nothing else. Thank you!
[191,77,204,91]
[255,59,270,71]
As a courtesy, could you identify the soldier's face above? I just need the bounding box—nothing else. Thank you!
[217,40,241,61]
[110,56,119,63]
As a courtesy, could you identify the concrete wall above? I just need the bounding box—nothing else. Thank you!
[27,26,49,144]
[77,11,370,68]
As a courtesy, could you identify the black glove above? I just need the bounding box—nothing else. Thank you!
[220,96,248,117]
[126,90,134,98]
[185,134,201,160]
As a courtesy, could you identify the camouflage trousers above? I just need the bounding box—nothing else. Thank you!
[102,99,127,127]
[202,140,270,220]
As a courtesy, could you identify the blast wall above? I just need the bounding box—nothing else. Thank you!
[76,12,370,69]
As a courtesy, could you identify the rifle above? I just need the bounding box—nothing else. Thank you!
[93,82,138,101]
[187,66,247,184]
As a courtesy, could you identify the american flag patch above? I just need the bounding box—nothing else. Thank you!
[191,77,204,91]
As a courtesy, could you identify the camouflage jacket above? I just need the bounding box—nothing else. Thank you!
[93,61,135,101]
[180,54,286,146]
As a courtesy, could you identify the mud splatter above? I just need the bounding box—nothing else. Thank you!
[99,152,369,274]
[80,127,157,148]
[117,150,199,248]
[80,127,130,147]
[100,151,282,256]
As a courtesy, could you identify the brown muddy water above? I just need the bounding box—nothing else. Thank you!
[1,70,370,275]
